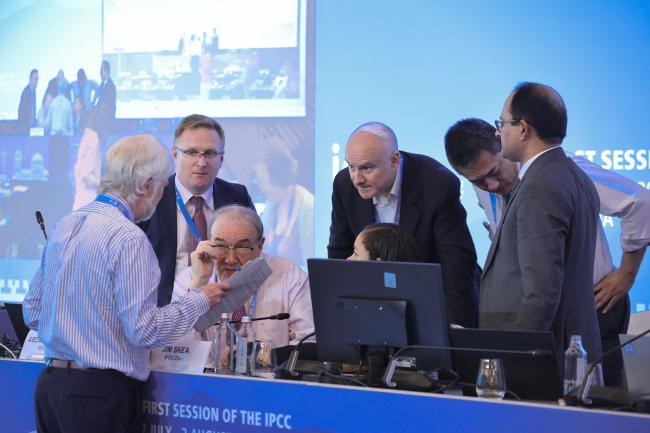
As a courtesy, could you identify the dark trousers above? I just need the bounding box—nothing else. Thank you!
[35,366,144,433]
[598,294,631,388]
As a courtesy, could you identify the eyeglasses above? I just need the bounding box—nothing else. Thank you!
[494,119,520,132]
[212,239,260,260]
[175,147,224,160]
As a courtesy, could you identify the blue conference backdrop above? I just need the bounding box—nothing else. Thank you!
[314,0,650,313]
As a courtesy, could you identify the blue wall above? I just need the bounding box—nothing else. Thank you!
[314,0,650,311]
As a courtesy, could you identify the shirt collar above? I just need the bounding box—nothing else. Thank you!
[373,153,403,207]
[518,146,560,180]
[102,193,134,221]
[175,176,215,210]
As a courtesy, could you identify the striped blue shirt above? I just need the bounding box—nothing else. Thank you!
[23,194,210,381]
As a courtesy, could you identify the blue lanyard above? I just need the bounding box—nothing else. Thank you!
[95,194,133,220]
[489,192,498,225]
[249,293,258,319]
[175,187,203,242]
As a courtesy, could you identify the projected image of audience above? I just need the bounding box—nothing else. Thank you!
[103,0,304,117]
[108,48,298,102]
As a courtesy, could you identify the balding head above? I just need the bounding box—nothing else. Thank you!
[345,122,400,200]
[497,82,568,163]
[509,82,567,145]
[349,122,398,152]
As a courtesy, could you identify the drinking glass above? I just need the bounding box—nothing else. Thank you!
[251,340,277,379]
[476,358,506,399]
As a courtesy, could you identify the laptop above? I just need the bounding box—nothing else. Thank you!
[620,334,650,399]
[449,328,562,401]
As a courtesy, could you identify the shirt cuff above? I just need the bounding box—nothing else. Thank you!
[188,288,211,315]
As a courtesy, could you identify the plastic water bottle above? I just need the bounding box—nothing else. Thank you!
[235,316,254,375]
[563,335,588,395]
[213,313,234,373]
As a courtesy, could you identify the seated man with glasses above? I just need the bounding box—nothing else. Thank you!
[173,204,315,350]
[140,114,254,308]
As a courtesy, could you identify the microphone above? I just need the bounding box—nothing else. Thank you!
[382,344,553,388]
[252,312,290,322]
[35,211,47,240]
[567,327,650,407]
[223,312,290,325]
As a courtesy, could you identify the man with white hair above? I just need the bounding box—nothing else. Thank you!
[23,135,231,433]
[174,204,314,349]
[328,122,479,328]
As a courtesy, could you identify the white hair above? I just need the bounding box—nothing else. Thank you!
[350,122,398,151]
[98,134,172,203]
[211,205,264,240]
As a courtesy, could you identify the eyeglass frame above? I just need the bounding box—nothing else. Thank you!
[175,146,225,160]
[212,236,262,260]
[494,118,521,132]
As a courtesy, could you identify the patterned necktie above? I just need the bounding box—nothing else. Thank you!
[187,196,207,266]
[231,305,247,331]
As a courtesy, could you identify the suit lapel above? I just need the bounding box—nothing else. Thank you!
[212,179,224,208]
[161,175,179,253]
[481,147,566,276]
[353,193,375,231]
[397,153,421,234]
[482,175,524,275]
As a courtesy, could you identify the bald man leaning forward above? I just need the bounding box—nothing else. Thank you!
[328,122,479,328]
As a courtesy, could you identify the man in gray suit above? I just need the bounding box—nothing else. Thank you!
[480,82,602,370]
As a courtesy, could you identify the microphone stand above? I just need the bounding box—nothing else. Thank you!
[570,328,650,407]
[285,331,316,377]
[223,313,290,325]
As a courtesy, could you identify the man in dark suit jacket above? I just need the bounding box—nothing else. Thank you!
[87,60,116,142]
[328,122,479,328]
[140,114,253,306]
[17,69,38,135]
[480,83,602,370]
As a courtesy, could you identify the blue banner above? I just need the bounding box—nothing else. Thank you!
[2,359,649,433]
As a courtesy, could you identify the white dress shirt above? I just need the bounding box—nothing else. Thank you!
[173,253,315,350]
[518,146,560,180]
[373,155,403,224]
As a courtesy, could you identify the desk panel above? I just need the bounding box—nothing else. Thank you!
[1,359,648,432]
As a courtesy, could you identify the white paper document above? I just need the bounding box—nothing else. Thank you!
[150,335,212,374]
[19,330,45,361]
[193,256,272,332]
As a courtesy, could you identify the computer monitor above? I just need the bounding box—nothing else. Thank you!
[4,303,29,343]
[307,258,451,384]
[449,328,562,401]
[0,306,18,341]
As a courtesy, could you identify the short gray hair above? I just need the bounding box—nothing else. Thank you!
[98,134,172,203]
[211,205,264,240]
